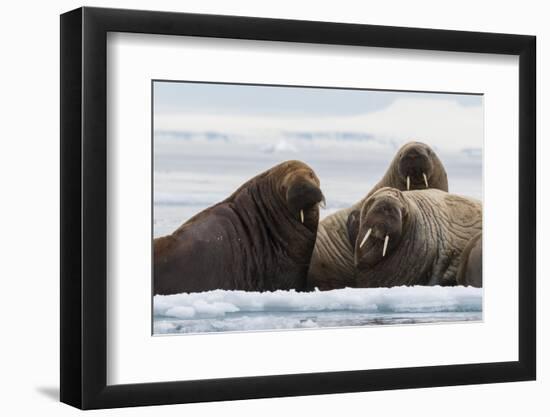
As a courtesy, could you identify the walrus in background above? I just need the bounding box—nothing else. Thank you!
[154,160,325,295]
[456,232,482,287]
[367,141,448,197]
[349,187,482,288]
[306,141,449,291]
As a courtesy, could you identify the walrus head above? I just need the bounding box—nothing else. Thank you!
[347,187,409,267]
[277,161,325,233]
[397,141,437,190]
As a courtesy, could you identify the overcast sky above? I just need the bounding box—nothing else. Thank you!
[154,80,482,117]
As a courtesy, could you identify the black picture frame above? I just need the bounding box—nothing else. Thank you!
[60,6,536,410]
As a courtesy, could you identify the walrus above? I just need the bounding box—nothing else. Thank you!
[367,141,448,197]
[456,232,482,287]
[154,160,325,295]
[349,187,482,287]
[306,204,359,290]
[307,141,449,290]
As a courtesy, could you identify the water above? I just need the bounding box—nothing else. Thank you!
[154,311,482,334]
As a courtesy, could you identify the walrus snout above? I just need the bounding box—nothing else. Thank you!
[398,143,433,190]
[355,222,402,267]
[286,179,324,227]
[354,196,405,266]
[287,180,323,206]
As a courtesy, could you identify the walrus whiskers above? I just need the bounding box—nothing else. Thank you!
[382,235,389,257]
[423,173,429,188]
[406,176,410,191]
[359,228,372,248]
[300,209,304,223]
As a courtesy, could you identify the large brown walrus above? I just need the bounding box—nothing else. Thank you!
[307,141,449,290]
[350,187,482,287]
[456,232,482,287]
[154,160,325,295]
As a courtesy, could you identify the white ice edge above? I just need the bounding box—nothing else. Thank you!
[154,286,482,319]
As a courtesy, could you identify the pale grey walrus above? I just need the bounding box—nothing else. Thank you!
[307,141,449,290]
[350,187,482,287]
[366,141,448,197]
[456,232,482,287]
[154,160,325,295]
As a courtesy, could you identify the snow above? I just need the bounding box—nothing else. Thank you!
[261,138,298,153]
[153,286,482,334]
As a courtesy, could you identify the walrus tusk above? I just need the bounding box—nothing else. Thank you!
[406,176,410,191]
[382,235,389,257]
[300,210,304,223]
[423,172,429,188]
[359,228,372,248]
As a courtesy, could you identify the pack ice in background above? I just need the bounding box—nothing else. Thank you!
[152,81,483,335]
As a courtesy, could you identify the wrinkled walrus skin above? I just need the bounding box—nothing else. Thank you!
[307,141,449,290]
[154,160,325,295]
[456,232,482,287]
[350,188,482,288]
[306,204,361,290]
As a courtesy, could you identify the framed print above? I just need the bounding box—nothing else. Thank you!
[60,6,536,409]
